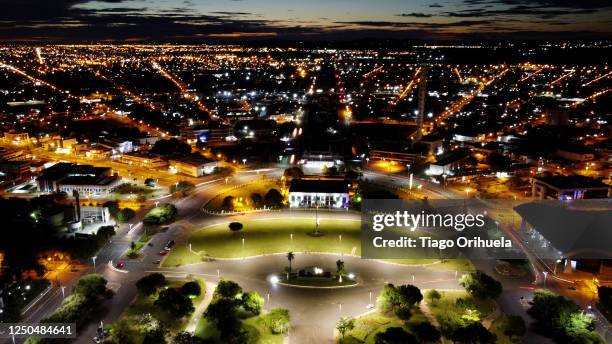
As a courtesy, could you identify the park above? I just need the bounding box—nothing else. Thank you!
[162,216,473,272]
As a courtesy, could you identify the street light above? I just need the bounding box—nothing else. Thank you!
[92,256,97,269]
[542,271,549,287]
[409,173,413,190]
[61,286,66,298]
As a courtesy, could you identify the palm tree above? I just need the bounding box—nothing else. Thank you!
[286,252,295,279]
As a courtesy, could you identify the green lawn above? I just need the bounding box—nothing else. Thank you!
[163,218,473,271]
[195,314,284,344]
[242,316,285,344]
[339,309,429,344]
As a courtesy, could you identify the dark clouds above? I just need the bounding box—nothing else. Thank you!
[0,0,610,41]
[397,12,434,18]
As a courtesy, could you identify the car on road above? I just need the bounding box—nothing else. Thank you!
[164,240,175,250]
[153,260,161,265]
[115,261,125,269]
[159,250,167,256]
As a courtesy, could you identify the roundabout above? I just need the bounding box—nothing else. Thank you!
[154,251,469,344]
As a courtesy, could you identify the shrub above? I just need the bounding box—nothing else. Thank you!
[180,281,202,297]
[264,308,290,334]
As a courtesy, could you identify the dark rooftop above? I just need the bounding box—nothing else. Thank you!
[534,175,609,189]
[289,179,349,194]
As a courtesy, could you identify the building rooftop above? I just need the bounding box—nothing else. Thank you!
[60,175,120,186]
[432,149,469,166]
[289,179,349,194]
[169,154,215,166]
[534,175,609,189]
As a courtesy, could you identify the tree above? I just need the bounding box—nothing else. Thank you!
[111,319,136,344]
[459,270,502,299]
[172,332,206,344]
[324,165,338,176]
[73,274,107,300]
[117,208,136,223]
[222,196,235,211]
[425,289,442,305]
[144,203,178,224]
[103,200,120,216]
[527,290,597,342]
[597,286,612,321]
[395,305,412,320]
[242,291,264,315]
[215,279,242,300]
[450,322,496,344]
[283,167,304,179]
[180,281,201,297]
[250,193,263,207]
[228,222,243,233]
[377,284,422,313]
[171,181,195,195]
[412,322,441,343]
[154,288,194,317]
[97,225,116,239]
[374,327,418,344]
[263,308,290,334]
[396,284,423,307]
[205,298,240,337]
[264,188,283,208]
[499,315,526,340]
[336,317,355,339]
[378,284,401,312]
[142,327,166,344]
[136,273,167,296]
[336,259,346,277]
[286,252,295,277]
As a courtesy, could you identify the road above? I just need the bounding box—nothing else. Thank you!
[11,167,608,343]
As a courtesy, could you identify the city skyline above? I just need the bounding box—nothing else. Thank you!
[2,0,612,42]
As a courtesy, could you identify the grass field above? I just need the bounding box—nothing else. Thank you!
[163,218,474,271]
[195,314,284,344]
[339,309,429,344]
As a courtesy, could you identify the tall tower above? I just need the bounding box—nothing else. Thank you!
[72,190,81,222]
[416,67,427,141]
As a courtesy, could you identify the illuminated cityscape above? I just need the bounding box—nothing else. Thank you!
[0,2,611,344]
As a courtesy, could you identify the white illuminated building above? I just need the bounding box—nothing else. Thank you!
[288,179,349,208]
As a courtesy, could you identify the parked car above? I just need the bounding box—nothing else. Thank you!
[159,250,168,256]
[115,261,125,269]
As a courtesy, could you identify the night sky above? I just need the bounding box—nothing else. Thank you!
[2,0,612,41]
